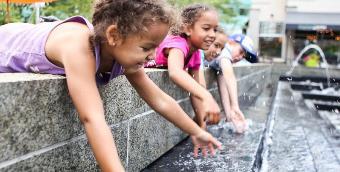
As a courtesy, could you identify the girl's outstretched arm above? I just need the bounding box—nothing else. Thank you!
[189,68,207,128]
[45,22,124,171]
[167,49,220,120]
[189,69,219,127]
[219,59,247,133]
[63,53,124,172]
[219,59,239,109]
[53,34,124,171]
[125,68,222,157]
[190,68,206,89]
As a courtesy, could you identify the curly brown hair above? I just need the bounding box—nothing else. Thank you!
[171,4,216,36]
[92,0,175,43]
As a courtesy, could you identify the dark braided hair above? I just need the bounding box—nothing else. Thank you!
[171,4,216,36]
[92,0,175,44]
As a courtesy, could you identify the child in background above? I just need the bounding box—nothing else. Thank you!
[205,34,258,133]
[200,28,227,67]
[145,4,221,130]
[0,0,222,171]
[303,52,320,68]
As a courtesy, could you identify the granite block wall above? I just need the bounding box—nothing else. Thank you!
[0,64,271,171]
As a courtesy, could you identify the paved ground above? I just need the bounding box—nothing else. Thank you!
[263,82,340,172]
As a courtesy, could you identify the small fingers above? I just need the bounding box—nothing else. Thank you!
[206,113,213,125]
[207,113,220,125]
[208,143,216,156]
[194,145,199,158]
[214,113,221,124]
[202,146,207,158]
[211,137,222,150]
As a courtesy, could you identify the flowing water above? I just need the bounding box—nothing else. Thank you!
[286,44,331,88]
[260,81,340,172]
[143,79,340,171]
[143,87,273,171]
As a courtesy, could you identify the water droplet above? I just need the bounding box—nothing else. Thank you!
[267,137,273,145]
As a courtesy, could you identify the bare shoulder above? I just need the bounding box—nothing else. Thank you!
[167,48,185,58]
[45,22,93,67]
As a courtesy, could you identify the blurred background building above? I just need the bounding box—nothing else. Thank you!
[1,0,339,67]
[247,0,340,67]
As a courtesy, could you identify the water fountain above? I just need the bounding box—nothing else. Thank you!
[281,44,339,115]
[286,44,331,88]
[258,44,340,171]
[139,44,340,171]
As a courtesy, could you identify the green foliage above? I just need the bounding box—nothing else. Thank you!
[43,0,93,20]
[0,0,93,25]
[168,0,237,22]
[324,45,339,54]
[0,3,29,25]
[0,0,238,25]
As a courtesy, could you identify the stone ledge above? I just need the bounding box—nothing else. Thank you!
[0,64,271,171]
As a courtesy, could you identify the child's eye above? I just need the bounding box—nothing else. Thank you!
[203,27,210,31]
[141,47,151,52]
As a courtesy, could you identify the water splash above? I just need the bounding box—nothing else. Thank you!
[286,44,331,87]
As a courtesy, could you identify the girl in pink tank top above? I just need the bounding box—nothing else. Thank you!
[0,1,222,170]
[146,4,222,130]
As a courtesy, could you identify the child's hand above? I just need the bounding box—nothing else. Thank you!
[191,130,222,158]
[229,108,248,133]
[202,93,221,124]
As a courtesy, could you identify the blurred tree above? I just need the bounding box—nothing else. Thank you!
[0,0,93,24]
[0,3,27,24]
[168,0,238,23]
[1,0,239,25]
[43,0,93,20]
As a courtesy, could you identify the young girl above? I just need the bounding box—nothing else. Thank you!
[145,4,221,130]
[205,33,258,133]
[0,0,221,171]
[200,27,227,66]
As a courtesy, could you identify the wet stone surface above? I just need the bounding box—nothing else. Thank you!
[143,121,265,172]
[265,82,340,172]
[318,111,340,136]
[142,89,273,172]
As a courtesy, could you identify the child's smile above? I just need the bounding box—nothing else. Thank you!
[101,22,169,73]
[187,11,219,51]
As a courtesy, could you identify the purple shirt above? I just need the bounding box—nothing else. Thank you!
[0,16,123,84]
